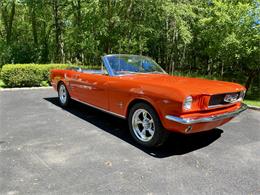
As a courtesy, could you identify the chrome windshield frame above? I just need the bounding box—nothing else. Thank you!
[101,54,166,77]
[101,56,116,76]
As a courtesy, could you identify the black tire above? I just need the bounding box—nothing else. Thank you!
[128,103,169,147]
[58,82,70,107]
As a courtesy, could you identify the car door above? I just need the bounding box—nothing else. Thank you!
[76,73,109,110]
[67,68,83,99]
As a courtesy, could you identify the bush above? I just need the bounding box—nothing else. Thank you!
[1,64,69,87]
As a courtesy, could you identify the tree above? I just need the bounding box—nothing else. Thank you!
[198,0,260,89]
[0,0,16,45]
[0,0,259,94]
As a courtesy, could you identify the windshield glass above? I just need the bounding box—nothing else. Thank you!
[105,55,167,76]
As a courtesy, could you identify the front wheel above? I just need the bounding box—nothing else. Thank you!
[58,83,70,107]
[128,103,169,147]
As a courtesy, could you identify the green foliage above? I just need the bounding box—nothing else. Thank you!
[40,80,49,87]
[0,79,5,88]
[0,64,69,87]
[0,0,259,98]
[244,100,260,107]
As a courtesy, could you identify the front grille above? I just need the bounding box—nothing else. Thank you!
[209,92,240,107]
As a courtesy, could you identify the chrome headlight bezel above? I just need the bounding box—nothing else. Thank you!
[239,90,246,100]
[183,96,193,110]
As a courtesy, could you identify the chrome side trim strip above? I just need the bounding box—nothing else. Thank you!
[165,103,247,125]
[71,97,126,119]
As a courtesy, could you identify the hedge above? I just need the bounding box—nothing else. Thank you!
[1,64,70,87]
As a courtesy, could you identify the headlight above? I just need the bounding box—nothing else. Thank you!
[240,90,246,100]
[184,96,193,110]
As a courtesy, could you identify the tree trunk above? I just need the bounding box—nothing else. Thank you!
[165,17,169,72]
[29,1,38,45]
[40,22,51,63]
[1,0,16,44]
[52,0,64,62]
[7,0,15,44]
[72,0,83,62]
[126,0,133,19]
[245,70,259,92]
[221,62,224,78]
[105,0,113,54]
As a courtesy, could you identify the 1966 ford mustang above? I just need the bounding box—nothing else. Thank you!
[51,54,247,147]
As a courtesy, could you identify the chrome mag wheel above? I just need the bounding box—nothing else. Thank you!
[59,84,67,105]
[132,109,155,142]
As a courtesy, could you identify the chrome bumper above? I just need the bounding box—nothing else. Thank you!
[165,103,247,125]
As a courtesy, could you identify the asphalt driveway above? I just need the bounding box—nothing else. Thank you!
[0,88,259,195]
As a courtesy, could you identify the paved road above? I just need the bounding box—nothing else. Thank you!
[0,89,259,195]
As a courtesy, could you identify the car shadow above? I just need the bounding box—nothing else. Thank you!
[44,97,223,158]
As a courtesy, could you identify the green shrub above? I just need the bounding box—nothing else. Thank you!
[1,64,69,87]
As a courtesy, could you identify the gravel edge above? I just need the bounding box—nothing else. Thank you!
[247,105,260,111]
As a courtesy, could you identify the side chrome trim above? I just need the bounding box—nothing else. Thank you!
[165,103,247,125]
[71,97,126,119]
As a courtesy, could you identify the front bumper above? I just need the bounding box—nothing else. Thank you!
[165,103,247,125]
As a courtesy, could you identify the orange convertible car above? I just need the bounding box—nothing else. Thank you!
[51,54,247,147]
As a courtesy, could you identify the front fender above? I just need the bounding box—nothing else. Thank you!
[124,93,182,129]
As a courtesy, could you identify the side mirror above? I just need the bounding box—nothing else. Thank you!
[76,67,82,72]
[102,70,109,76]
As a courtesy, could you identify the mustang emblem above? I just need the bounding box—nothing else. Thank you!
[224,94,239,103]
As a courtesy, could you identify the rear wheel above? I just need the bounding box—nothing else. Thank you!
[128,103,169,147]
[58,83,70,107]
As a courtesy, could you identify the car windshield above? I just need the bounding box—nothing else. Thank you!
[105,55,167,76]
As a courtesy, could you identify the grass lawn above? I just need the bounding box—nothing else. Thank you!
[244,100,260,107]
[244,91,260,107]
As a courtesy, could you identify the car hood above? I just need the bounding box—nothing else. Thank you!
[119,74,245,96]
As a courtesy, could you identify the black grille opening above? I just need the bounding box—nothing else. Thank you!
[209,92,240,107]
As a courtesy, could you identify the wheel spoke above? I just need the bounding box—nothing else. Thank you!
[136,118,143,124]
[143,111,148,120]
[140,129,147,138]
[148,119,153,124]
[147,128,154,136]
[136,115,143,124]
